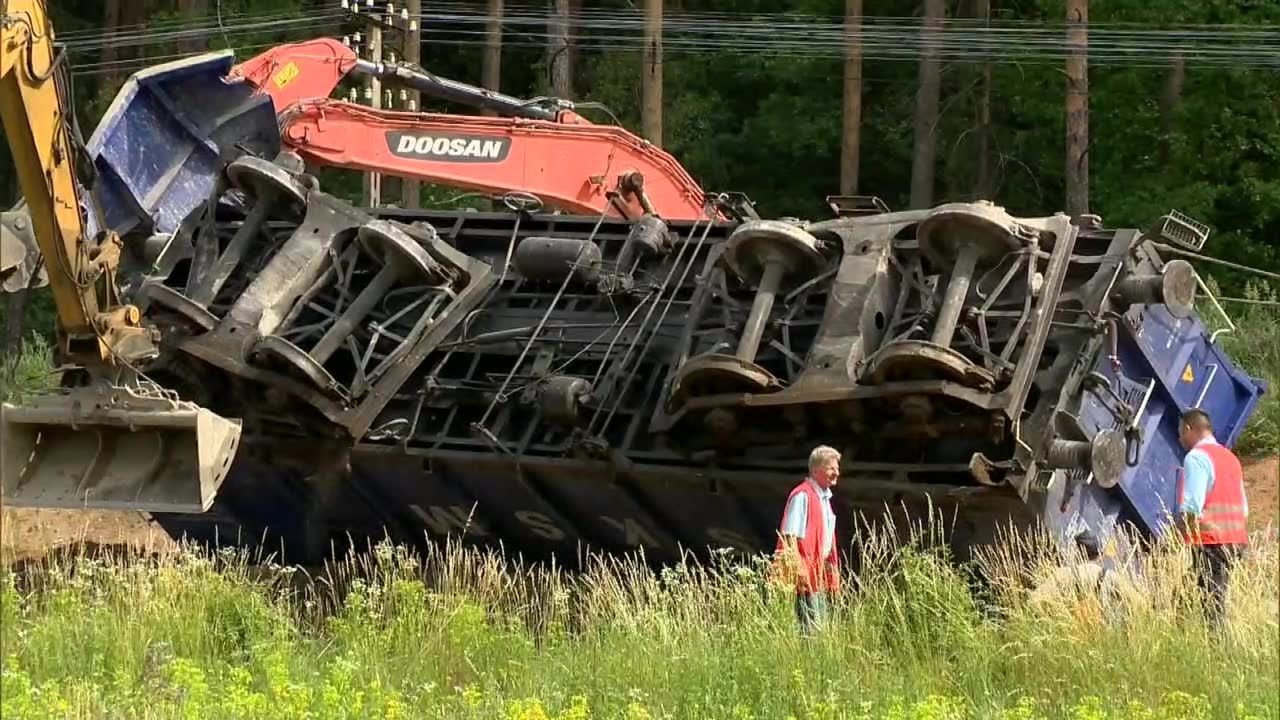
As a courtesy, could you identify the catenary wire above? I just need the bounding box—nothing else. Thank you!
[51,3,1280,70]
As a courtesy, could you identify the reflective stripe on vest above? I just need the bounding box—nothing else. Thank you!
[1181,443,1249,546]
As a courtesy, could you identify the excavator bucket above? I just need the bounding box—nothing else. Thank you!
[1,388,242,513]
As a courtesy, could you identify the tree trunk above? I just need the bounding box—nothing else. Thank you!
[4,288,30,358]
[1158,52,1185,168]
[568,0,582,84]
[482,0,504,112]
[177,0,210,54]
[121,1,150,61]
[101,0,123,88]
[642,0,664,146]
[974,0,993,199]
[549,0,572,98]
[1065,0,1089,217]
[401,0,423,208]
[909,0,944,209]
[840,0,863,196]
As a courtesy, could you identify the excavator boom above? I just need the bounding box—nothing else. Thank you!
[1,1,99,347]
[229,37,562,122]
[0,0,241,513]
[281,100,710,220]
[227,38,711,220]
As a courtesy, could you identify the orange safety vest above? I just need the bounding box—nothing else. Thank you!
[774,480,841,593]
[1178,442,1249,546]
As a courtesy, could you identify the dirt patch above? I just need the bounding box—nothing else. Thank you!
[0,506,176,566]
[1244,454,1279,533]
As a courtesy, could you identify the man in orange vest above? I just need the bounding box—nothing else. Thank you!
[1177,408,1249,626]
[774,445,842,634]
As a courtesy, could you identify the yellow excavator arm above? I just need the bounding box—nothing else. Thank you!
[1,0,242,513]
[0,0,152,362]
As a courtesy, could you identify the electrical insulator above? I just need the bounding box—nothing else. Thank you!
[353,31,362,42]
[349,88,358,102]
[384,90,393,106]
[388,51,397,63]
[363,86,373,100]
[408,99,417,112]
[401,9,409,21]
[387,2,394,14]
[399,89,408,102]
[342,35,351,46]
[365,0,373,7]
[409,20,417,32]
[340,0,349,8]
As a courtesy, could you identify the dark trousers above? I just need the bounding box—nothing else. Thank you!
[795,591,828,635]
[1193,544,1244,627]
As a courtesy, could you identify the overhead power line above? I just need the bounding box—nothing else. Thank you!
[55,7,323,42]
[52,2,1280,71]
[65,13,348,54]
[411,6,1280,68]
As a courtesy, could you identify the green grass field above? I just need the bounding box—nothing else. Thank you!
[1,525,1276,720]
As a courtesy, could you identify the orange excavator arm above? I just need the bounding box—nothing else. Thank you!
[280,99,710,220]
[228,37,569,123]
[227,39,717,221]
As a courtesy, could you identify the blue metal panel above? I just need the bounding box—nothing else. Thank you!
[83,51,280,239]
[1068,303,1266,541]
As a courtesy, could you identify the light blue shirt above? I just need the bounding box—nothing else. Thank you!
[1180,435,1247,516]
[781,478,835,558]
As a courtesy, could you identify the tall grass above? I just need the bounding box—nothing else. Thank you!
[2,523,1276,720]
[0,332,56,404]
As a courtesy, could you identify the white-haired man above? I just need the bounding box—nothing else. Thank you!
[774,445,842,634]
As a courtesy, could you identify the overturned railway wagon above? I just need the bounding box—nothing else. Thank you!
[1,53,1266,567]
[15,153,1265,566]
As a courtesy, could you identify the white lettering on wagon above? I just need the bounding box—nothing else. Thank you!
[513,510,567,541]
[601,515,662,548]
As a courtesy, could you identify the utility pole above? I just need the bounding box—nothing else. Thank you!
[549,0,572,98]
[1065,0,1088,217]
[840,0,863,196]
[909,0,944,209]
[482,0,504,115]
[401,0,422,209]
[641,0,663,146]
[363,11,384,208]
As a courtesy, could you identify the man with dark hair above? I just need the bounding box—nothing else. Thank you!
[1177,408,1249,626]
